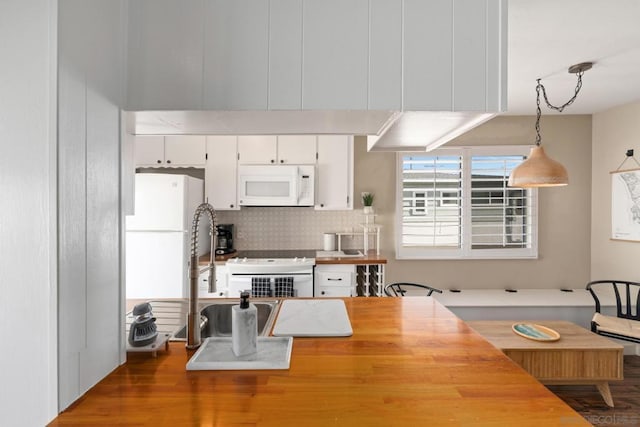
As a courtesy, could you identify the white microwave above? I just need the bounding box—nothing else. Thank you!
[238,165,315,206]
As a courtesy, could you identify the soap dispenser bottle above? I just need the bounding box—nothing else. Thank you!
[232,291,258,359]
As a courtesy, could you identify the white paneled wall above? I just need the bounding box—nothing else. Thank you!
[0,1,57,425]
[58,0,126,412]
[217,208,365,250]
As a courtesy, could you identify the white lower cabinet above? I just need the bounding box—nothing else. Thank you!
[199,264,228,298]
[314,264,356,297]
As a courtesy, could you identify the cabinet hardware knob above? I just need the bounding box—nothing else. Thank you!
[230,204,234,208]
[321,291,325,295]
[270,159,275,163]
[320,203,324,207]
[157,160,161,164]
[280,159,284,163]
[166,160,171,164]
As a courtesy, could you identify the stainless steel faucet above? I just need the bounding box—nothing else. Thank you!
[186,202,217,349]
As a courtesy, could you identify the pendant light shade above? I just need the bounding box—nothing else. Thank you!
[508,62,592,188]
[508,146,568,188]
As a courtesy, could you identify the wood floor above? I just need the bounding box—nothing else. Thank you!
[548,355,640,426]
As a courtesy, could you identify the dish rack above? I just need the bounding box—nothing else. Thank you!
[335,212,382,255]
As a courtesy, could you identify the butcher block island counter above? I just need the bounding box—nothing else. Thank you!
[50,298,587,426]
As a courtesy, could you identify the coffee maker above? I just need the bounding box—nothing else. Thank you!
[215,224,235,255]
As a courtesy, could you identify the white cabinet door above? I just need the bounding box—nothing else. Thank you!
[277,135,317,164]
[238,135,278,164]
[135,135,206,167]
[134,135,165,166]
[164,136,206,166]
[316,135,353,210]
[205,136,239,210]
[314,264,355,297]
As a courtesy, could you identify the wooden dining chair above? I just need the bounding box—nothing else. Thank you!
[384,282,443,297]
[586,279,640,344]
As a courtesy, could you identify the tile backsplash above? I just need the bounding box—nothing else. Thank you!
[216,207,366,250]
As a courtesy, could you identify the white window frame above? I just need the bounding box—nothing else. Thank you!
[395,146,538,260]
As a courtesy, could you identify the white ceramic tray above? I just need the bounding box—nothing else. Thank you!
[186,336,293,370]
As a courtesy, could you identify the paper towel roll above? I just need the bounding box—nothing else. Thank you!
[323,233,336,251]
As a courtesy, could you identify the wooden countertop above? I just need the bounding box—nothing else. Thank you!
[314,250,387,265]
[50,298,587,426]
[200,250,387,265]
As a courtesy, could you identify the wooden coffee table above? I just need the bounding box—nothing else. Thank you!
[468,320,624,407]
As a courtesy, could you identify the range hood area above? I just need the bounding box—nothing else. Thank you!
[126,0,507,151]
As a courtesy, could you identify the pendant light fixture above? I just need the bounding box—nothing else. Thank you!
[508,62,593,188]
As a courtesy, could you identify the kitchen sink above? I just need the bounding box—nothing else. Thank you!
[172,300,279,340]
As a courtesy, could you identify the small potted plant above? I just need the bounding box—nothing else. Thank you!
[362,192,375,214]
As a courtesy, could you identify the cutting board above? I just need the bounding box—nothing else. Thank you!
[272,299,353,337]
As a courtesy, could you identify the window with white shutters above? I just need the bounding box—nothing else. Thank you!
[396,147,537,259]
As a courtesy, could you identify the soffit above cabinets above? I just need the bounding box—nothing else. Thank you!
[366,112,499,152]
[130,110,397,136]
[127,0,507,151]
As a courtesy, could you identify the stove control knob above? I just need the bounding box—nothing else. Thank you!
[242,257,247,263]
[302,257,306,262]
[294,257,298,262]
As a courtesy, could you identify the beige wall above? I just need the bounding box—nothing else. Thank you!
[355,115,593,289]
[591,102,640,281]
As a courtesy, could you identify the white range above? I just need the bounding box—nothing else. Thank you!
[226,251,315,298]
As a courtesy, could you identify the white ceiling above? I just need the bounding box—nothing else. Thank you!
[507,0,640,115]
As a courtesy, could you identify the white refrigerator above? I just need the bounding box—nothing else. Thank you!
[126,173,208,299]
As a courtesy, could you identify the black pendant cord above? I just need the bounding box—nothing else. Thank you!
[534,69,586,147]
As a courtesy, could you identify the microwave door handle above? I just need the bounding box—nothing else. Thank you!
[295,168,301,204]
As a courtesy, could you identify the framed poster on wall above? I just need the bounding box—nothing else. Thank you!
[611,168,640,241]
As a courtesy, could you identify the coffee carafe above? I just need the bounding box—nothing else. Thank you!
[215,224,235,255]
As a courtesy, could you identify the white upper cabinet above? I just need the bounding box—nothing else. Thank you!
[269,0,303,110]
[203,0,269,110]
[134,135,206,167]
[237,135,316,164]
[164,136,207,166]
[276,136,317,164]
[134,135,165,166]
[302,0,369,110]
[316,135,353,210]
[237,135,278,164]
[127,0,204,110]
[205,136,239,210]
